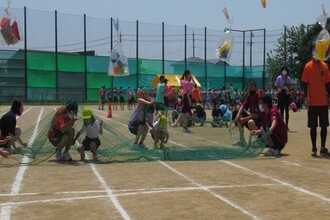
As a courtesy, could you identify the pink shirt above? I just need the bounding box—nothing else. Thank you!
[164,85,170,95]
[182,80,191,95]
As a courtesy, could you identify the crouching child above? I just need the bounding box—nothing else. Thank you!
[150,114,169,149]
[74,107,103,161]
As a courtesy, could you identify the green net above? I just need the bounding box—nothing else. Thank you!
[0,105,268,166]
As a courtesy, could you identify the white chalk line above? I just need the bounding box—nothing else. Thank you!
[89,162,130,220]
[77,138,130,220]
[8,107,328,218]
[91,107,330,214]
[104,108,330,205]
[0,183,279,207]
[158,161,260,220]
[93,108,261,219]
[0,183,278,197]
[222,161,330,203]
[282,160,330,176]
[0,107,43,220]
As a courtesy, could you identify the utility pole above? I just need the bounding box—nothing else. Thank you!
[249,31,254,67]
[284,26,287,64]
[193,31,195,57]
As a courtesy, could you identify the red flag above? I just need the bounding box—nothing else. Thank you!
[11,20,20,40]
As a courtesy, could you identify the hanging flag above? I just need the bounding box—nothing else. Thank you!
[108,19,129,76]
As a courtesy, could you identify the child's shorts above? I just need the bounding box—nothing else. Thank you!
[50,131,70,147]
[128,121,145,135]
[82,137,101,151]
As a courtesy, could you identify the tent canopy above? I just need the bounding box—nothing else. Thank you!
[150,74,201,88]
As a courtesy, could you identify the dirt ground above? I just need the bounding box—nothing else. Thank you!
[0,105,329,220]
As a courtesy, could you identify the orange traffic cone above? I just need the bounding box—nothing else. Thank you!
[107,100,112,118]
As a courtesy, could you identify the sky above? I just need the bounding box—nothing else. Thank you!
[1,0,330,31]
[0,0,329,65]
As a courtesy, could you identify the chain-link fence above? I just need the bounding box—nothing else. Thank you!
[0,7,283,102]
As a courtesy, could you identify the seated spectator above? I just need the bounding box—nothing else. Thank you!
[192,100,206,126]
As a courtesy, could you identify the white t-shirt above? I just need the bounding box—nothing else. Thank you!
[79,120,101,139]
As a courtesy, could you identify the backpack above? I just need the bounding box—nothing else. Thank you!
[158,115,167,130]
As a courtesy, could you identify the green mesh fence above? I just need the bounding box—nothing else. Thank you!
[27,70,56,88]
[0,106,268,166]
[0,49,265,102]
[58,54,85,72]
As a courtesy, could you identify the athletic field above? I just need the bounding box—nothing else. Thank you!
[0,105,329,220]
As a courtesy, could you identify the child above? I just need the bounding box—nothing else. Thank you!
[0,100,28,154]
[192,100,206,126]
[219,104,232,127]
[74,107,103,161]
[48,100,78,161]
[251,94,288,156]
[150,114,169,149]
[211,102,222,127]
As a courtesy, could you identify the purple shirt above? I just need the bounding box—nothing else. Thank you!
[274,75,291,89]
[128,104,153,127]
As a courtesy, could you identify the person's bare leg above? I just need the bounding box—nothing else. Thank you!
[90,142,98,161]
[0,149,9,158]
[57,134,69,152]
[139,125,149,144]
[64,128,75,153]
[135,125,144,143]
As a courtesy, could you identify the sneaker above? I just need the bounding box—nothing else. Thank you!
[56,149,62,161]
[63,151,72,161]
[233,140,245,147]
[264,148,279,156]
[320,148,330,157]
[211,122,219,127]
[311,147,317,157]
[92,152,98,161]
[182,127,191,133]
[218,121,225,128]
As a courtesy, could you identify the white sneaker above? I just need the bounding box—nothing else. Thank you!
[63,151,72,161]
[264,148,279,156]
[56,150,62,161]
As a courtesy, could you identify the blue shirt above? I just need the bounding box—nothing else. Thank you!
[155,82,164,104]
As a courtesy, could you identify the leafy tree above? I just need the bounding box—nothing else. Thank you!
[266,24,307,85]
[266,17,330,88]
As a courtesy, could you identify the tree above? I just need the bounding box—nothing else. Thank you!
[266,24,307,86]
[266,17,330,88]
